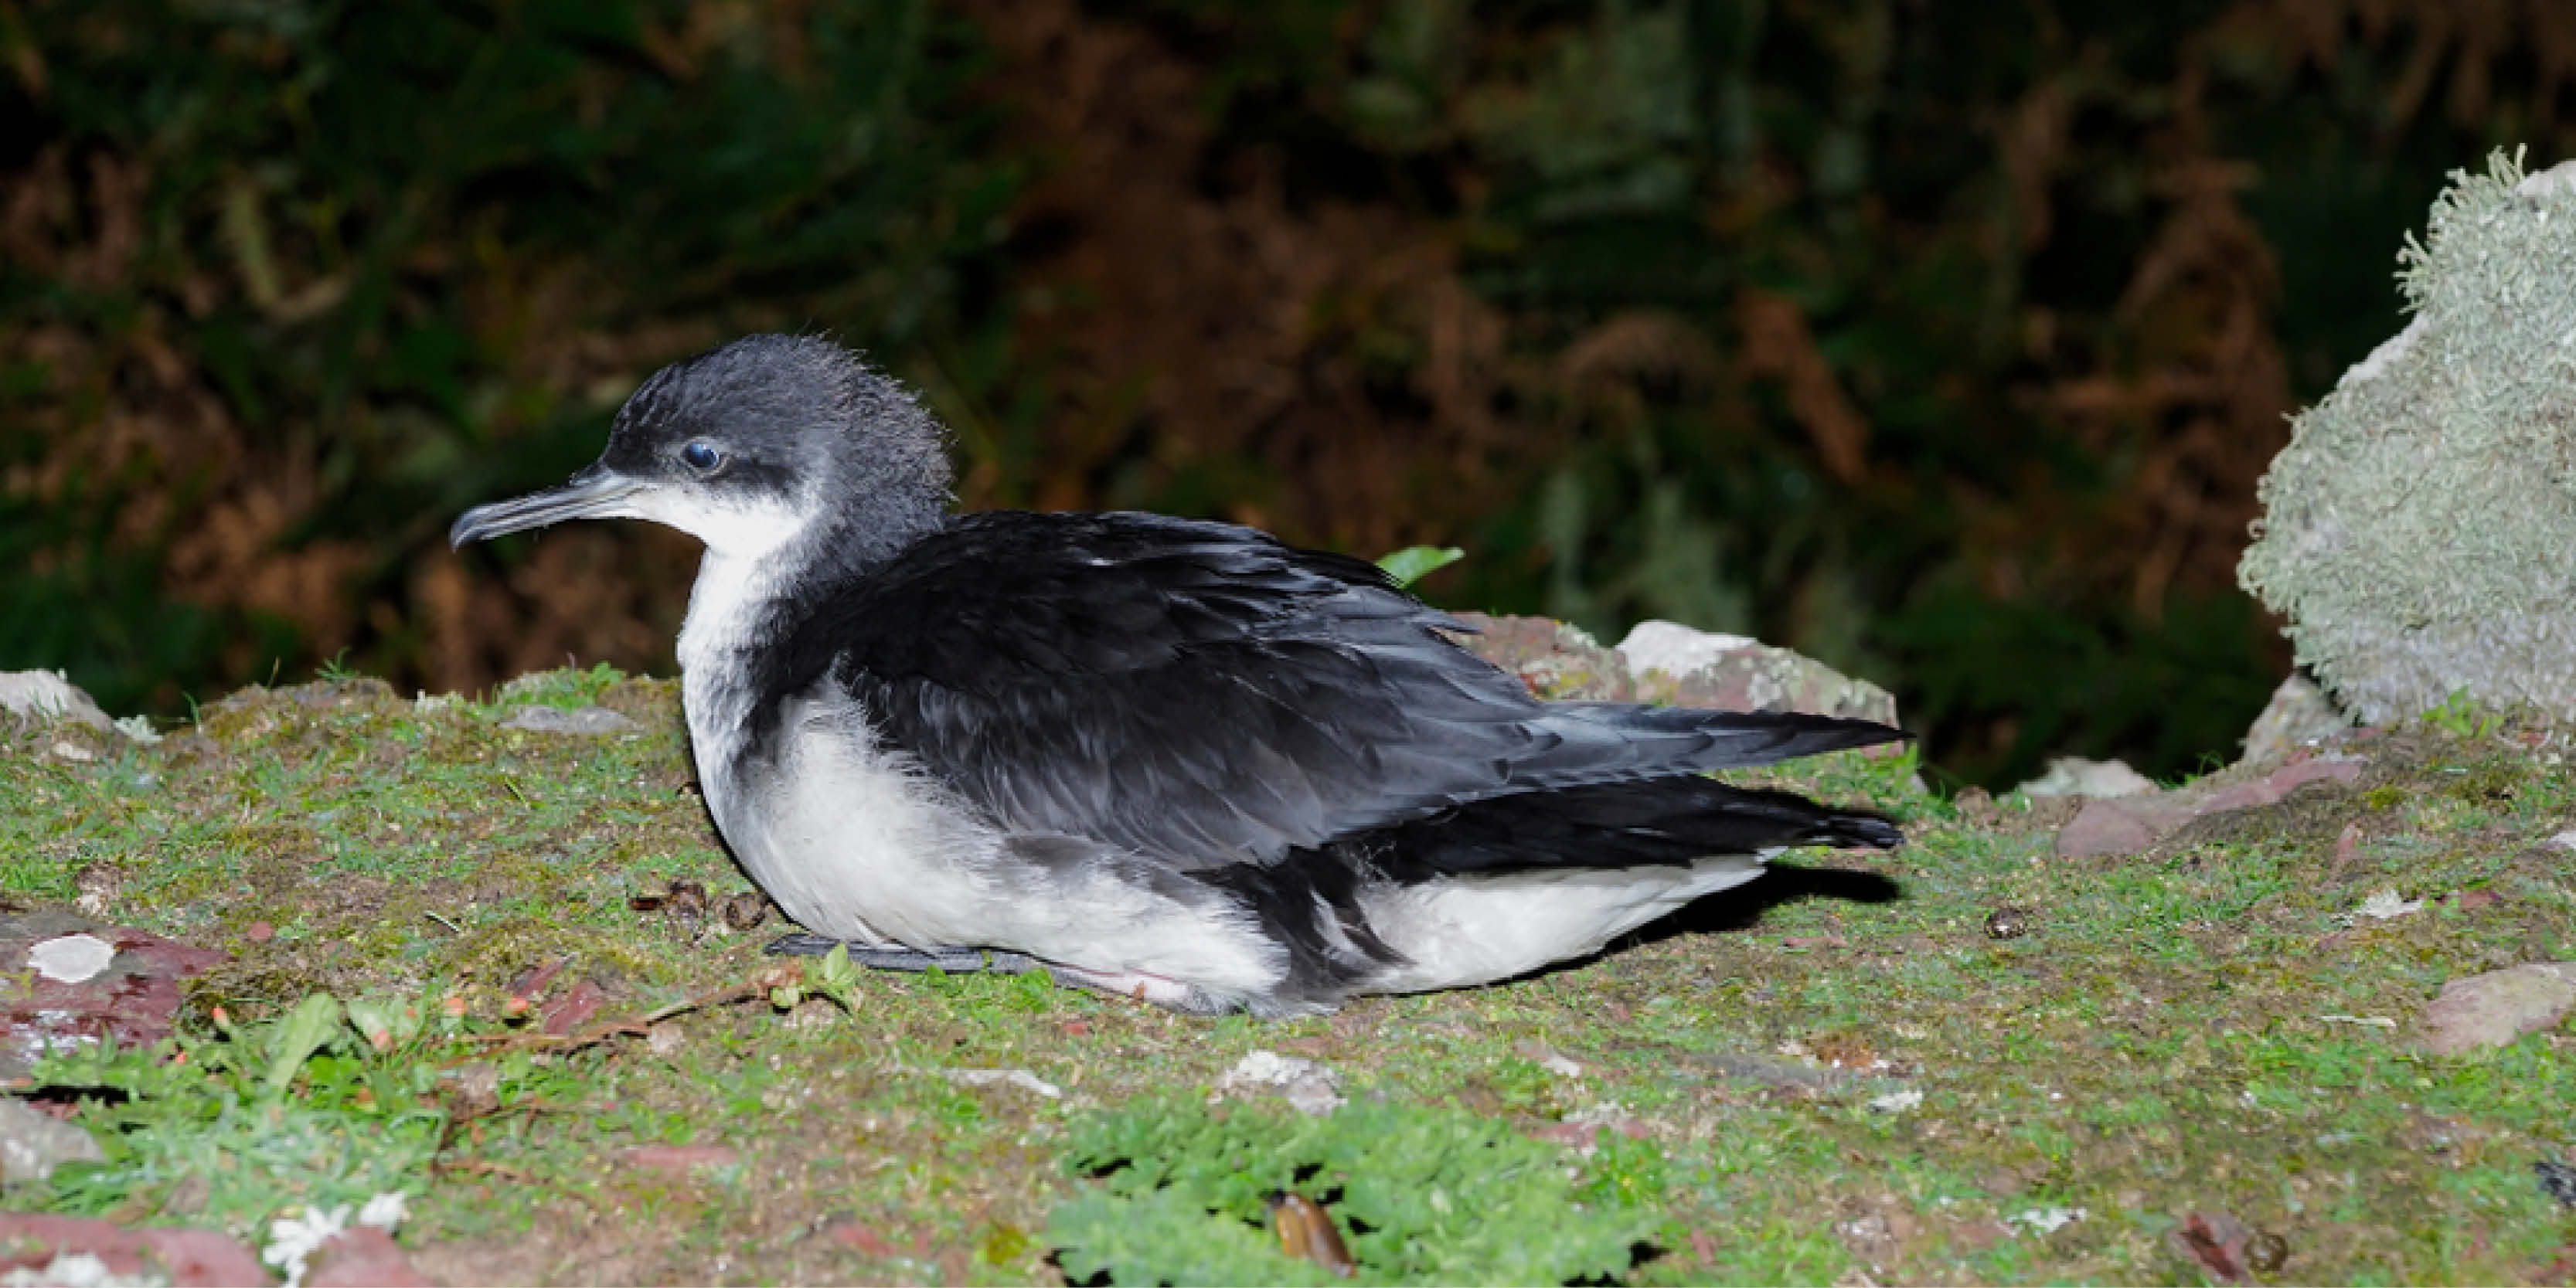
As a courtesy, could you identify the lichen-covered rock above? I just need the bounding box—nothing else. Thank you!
[1445,613,1901,724]
[2239,150,2576,726]
[0,670,113,730]
[1446,613,1637,701]
[1618,620,1899,725]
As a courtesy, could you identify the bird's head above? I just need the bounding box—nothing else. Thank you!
[449,334,951,565]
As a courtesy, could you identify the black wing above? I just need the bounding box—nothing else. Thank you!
[773,510,1897,868]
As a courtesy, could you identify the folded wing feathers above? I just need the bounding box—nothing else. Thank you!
[824,511,1905,868]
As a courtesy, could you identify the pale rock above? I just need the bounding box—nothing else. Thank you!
[1217,1049,1345,1116]
[0,1098,104,1185]
[2016,756,2158,799]
[501,705,638,736]
[2419,962,2576,1055]
[2239,675,2354,765]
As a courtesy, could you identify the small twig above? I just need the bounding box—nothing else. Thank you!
[450,966,801,1059]
[422,912,463,936]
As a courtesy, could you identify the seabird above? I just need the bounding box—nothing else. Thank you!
[451,335,1906,1016]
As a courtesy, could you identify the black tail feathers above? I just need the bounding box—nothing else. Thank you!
[1362,773,1901,879]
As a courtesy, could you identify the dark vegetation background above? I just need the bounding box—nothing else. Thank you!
[6,0,2574,786]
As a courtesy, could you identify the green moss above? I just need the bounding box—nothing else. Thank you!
[5,666,2574,1281]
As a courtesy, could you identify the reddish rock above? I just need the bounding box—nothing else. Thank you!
[540,980,607,1036]
[2448,888,2503,912]
[306,1226,429,1287]
[1446,613,1636,702]
[2054,795,2198,858]
[509,959,567,997]
[2054,756,2367,858]
[0,912,230,1079]
[0,1212,270,1286]
[827,1222,899,1257]
[2171,1211,2257,1283]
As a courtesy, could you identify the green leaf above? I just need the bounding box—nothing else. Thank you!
[263,994,345,1099]
[804,942,864,1013]
[1374,545,1465,590]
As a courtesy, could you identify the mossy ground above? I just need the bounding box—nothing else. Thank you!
[3,668,2572,1283]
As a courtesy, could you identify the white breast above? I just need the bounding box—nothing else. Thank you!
[677,548,1003,947]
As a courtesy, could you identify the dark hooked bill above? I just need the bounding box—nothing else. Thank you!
[450,465,642,548]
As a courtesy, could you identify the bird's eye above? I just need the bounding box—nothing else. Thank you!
[678,440,724,473]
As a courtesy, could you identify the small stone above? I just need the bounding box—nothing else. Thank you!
[500,705,637,736]
[245,922,276,943]
[939,1067,1061,1099]
[1982,908,2034,940]
[1217,1049,1345,1116]
[2007,1205,2084,1236]
[49,741,93,763]
[2419,963,2576,1054]
[0,1097,104,1184]
[70,866,118,918]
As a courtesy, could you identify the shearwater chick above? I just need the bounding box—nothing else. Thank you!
[451,335,1906,1015]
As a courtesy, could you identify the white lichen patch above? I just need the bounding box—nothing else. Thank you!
[28,933,116,983]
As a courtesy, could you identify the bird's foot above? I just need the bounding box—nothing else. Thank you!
[763,933,1039,975]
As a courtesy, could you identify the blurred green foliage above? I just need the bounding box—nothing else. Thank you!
[6,0,2570,783]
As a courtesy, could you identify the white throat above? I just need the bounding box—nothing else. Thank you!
[675,544,798,831]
